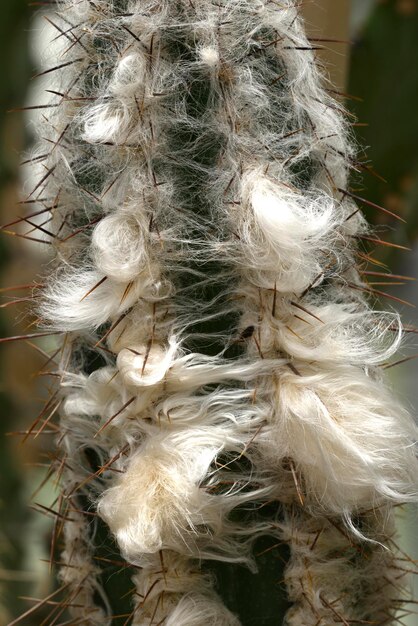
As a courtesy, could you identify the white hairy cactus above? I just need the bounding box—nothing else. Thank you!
[18,0,418,623]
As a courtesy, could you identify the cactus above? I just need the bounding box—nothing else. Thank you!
[8,0,418,624]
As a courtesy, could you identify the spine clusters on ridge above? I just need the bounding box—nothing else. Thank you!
[25,0,418,623]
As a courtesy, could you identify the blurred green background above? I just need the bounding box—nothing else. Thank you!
[0,0,417,624]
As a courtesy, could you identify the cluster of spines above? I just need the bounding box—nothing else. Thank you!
[3,0,418,624]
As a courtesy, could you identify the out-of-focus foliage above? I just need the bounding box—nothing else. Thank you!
[0,1,50,624]
[349,0,418,243]
[0,0,31,183]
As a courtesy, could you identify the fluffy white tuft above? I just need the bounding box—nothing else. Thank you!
[261,366,418,512]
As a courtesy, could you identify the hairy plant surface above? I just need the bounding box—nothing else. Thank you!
[6,0,418,624]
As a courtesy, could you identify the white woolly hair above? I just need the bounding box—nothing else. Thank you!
[164,595,241,626]
[239,169,344,293]
[281,506,406,625]
[97,425,273,564]
[28,0,418,622]
[131,552,241,625]
[261,365,418,512]
[97,430,224,558]
[91,211,149,283]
